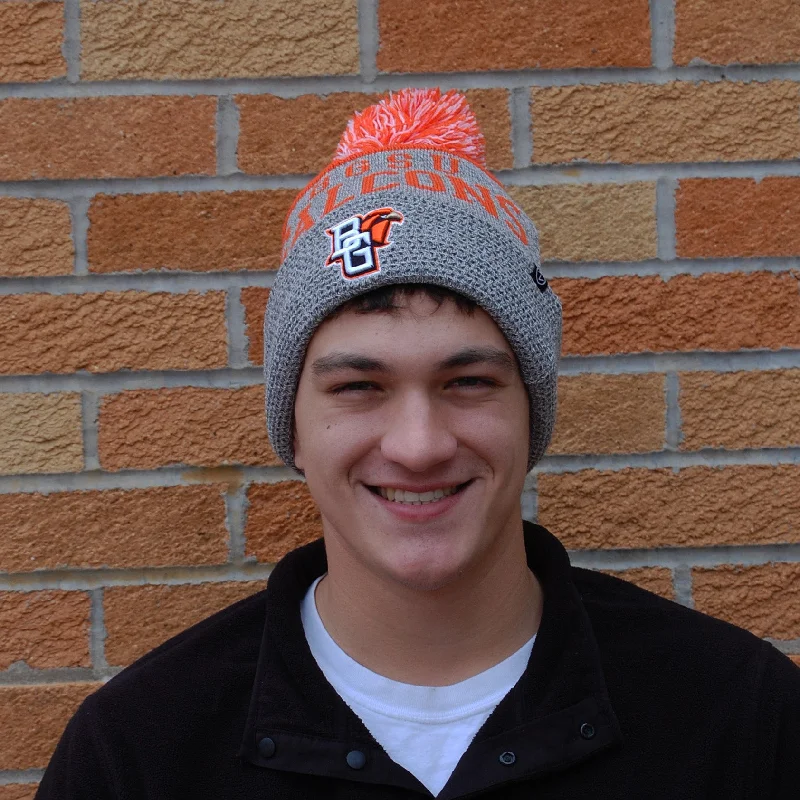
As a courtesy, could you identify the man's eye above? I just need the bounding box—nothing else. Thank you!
[330,381,378,394]
[450,376,497,389]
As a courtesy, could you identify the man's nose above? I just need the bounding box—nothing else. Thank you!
[380,392,457,472]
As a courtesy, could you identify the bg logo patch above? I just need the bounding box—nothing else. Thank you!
[325,208,404,279]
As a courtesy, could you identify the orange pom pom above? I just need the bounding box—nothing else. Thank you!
[335,88,487,167]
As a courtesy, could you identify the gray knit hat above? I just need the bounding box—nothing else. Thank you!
[264,89,562,472]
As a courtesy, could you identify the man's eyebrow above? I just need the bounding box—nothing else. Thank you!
[437,347,517,372]
[310,352,390,377]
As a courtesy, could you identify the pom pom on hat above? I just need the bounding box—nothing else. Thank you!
[335,88,487,167]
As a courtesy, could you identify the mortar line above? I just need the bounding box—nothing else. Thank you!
[62,0,81,83]
[67,196,90,276]
[656,176,677,261]
[0,770,44,787]
[225,286,250,369]
[226,484,249,565]
[664,372,682,450]
[80,391,101,471]
[769,639,800,655]
[672,564,694,608]
[510,87,533,169]
[543,259,798,279]
[650,0,676,70]
[0,667,118,687]
[89,587,108,671]
[216,96,241,176]
[357,0,379,83]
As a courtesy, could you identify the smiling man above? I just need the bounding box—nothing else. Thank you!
[38,90,799,799]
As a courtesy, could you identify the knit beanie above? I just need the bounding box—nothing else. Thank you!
[264,88,562,472]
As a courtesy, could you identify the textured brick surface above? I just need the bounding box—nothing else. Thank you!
[0,486,228,572]
[0,97,216,180]
[676,178,800,258]
[1,291,227,375]
[0,785,38,800]
[0,197,73,277]
[246,481,322,562]
[0,1,65,83]
[554,272,800,355]
[531,81,800,164]
[601,567,674,600]
[241,287,271,366]
[508,183,656,262]
[105,581,263,665]
[674,0,800,65]
[791,656,800,667]
[0,683,98,769]
[680,370,800,450]
[549,373,665,454]
[0,392,82,475]
[693,563,800,640]
[0,590,90,669]
[88,191,295,274]
[81,0,358,80]
[538,465,800,549]
[98,386,279,470]
[238,89,512,174]
[377,0,650,72]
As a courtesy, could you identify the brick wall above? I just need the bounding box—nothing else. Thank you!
[1,0,799,790]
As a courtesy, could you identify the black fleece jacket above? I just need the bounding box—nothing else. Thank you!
[37,522,800,799]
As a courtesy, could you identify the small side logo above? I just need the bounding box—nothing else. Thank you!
[325,208,404,280]
[531,263,549,293]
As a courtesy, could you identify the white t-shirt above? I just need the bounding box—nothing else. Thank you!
[301,576,535,797]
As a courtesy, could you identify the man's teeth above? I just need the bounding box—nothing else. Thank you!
[377,486,460,504]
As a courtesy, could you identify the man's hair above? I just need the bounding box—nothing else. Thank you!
[330,283,478,318]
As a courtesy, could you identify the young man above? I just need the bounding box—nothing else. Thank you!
[38,90,799,799]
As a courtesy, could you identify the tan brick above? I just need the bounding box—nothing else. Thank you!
[0,197,73,277]
[674,0,800,65]
[0,393,82,475]
[508,183,656,262]
[680,370,800,450]
[676,178,800,258]
[88,191,294,274]
[0,291,226,375]
[377,0,650,72]
[241,287,270,366]
[601,567,675,600]
[0,1,65,83]
[0,683,98,769]
[0,485,228,572]
[538,465,800,550]
[0,96,215,180]
[531,81,800,164]
[0,591,90,669]
[0,785,38,800]
[554,272,800,356]
[790,655,800,668]
[81,0,358,80]
[693,563,800,640]
[246,481,322,562]
[98,386,279,471]
[549,374,665,455]
[105,581,263,666]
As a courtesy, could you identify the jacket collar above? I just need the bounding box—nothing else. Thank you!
[241,522,622,797]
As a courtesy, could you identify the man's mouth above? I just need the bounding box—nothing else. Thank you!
[367,482,472,505]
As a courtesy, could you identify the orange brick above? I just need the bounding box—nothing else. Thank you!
[98,386,279,471]
[538,465,800,550]
[81,0,358,80]
[693,563,800,640]
[0,96,215,180]
[104,581,263,666]
[790,655,800,668]
[0,392,82,475]
[0,683,98,769]
[241,286,270,366]
[377,0,650,72]
[0,785,38,800]
[0,590,90,669]
[554,272,800,355]
[0,197,73,277]
[0,1,65,83]
[550,374,665,455]
[601,567,675,600]
[88,191,294,274]
[0,291,227,375]
[680,370,800,450]
[531,81,800,164]
[674,0,800,65]
[238,89,512,174]
[508,183,657,262]
[0,485,228,572]
[676,178,800,258]
[246,481,322,562]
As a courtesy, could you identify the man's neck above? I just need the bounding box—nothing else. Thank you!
[313,529,542,686]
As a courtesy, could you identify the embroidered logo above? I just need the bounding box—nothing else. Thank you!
[325,208,404,279]
[531,263,549,293]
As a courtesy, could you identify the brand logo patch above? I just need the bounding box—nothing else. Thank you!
[325,208,404,280]
[531,263,549,293]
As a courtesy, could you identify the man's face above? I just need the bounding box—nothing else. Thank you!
[293,293,530,592]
